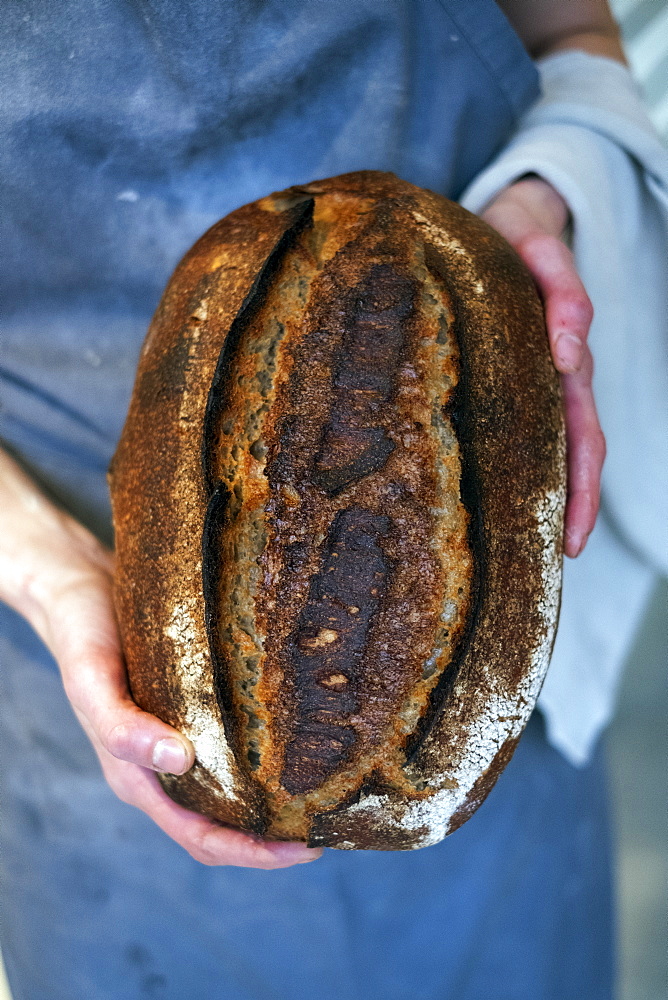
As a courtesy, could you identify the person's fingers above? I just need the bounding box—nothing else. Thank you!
[516,233,594,375]
[517,233,602,554]
[93,739,323,869]
[65,649,195,775]
[560,346,607,557]
[482,182,603,558]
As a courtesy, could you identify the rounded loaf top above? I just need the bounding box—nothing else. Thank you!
[109,171,566,850]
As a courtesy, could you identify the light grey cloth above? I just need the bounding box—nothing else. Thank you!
[461,50,668,765]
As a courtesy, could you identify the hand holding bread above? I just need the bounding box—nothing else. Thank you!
[0,449,322,868]
[481,175,604,558]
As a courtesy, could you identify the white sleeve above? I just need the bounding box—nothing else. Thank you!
[459,50,668,764]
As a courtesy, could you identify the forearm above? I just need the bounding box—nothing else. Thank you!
[498,0,627,64]
[0,446,112,645]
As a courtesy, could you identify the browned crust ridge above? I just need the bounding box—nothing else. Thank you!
[109,171,565,850]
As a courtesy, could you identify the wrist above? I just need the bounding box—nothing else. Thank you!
[540,31,627,66]
[0,450,112,642]
[514,175,570,234]
[481,176,571,248]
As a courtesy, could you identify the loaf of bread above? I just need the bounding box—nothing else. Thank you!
[109,171,566,851]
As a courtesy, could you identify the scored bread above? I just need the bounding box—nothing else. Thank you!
[109,171,566,850]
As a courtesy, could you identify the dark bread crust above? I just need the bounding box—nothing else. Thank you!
[110,171,565,850]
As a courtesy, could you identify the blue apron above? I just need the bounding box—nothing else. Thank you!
[0,3,614,998]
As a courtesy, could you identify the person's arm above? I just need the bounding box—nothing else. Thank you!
[0,448,321,868]
[497,0,627,63]
[479,0,626,556]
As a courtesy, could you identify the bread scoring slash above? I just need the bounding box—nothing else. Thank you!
[109,171,566,850]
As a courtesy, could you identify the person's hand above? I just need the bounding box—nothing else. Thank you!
[480,175,606,557]
[0,450,322,868]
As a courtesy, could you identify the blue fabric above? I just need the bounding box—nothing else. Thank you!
[0,604,614,1000]
[0,3,614,998]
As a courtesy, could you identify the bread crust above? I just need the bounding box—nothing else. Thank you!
[109,171,565,850]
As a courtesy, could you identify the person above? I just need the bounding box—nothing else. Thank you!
[0,2,665,997]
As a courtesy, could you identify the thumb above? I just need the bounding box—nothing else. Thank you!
[49,571,195,775]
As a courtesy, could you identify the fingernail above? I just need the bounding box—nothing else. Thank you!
[267,843,324,864]
[565,528,584,558]
[557,333,583,373]
[153,738,188,774]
